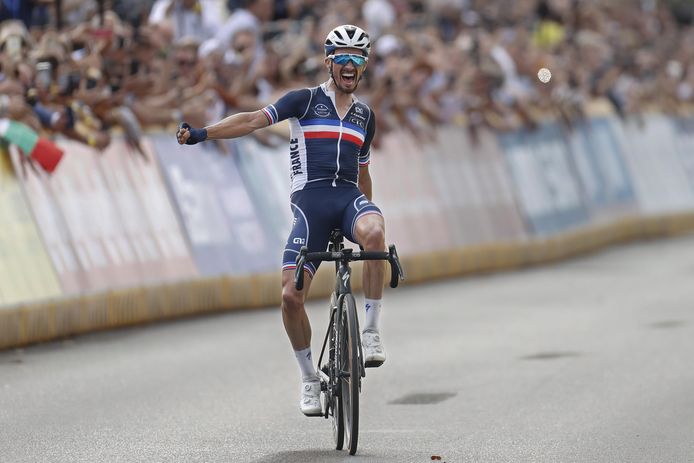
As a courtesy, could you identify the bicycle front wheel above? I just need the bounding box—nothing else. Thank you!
[340,293,360,455]
[330,295,345,450]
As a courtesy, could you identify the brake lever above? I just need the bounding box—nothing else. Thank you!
[388,244,405,288]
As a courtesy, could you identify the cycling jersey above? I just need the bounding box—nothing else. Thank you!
[261,83,376,194]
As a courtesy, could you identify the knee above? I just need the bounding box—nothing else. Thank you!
[361,222,385,251]
[281,284,304,315]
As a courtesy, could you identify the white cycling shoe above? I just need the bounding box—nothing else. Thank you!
[300,378,322,416]
[362,329,386,368]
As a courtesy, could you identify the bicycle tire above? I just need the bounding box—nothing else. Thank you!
[330,295,345,450]
[340,294,360,455]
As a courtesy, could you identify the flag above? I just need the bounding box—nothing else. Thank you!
[0,118,64,173]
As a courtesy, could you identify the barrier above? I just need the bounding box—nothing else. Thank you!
[432,126,527,244]
[498,122,590,235]
[564,117,637,222]
[0,147,62,305]
[618,115,694,214]
[672,117,694,192]
[9,139,197,293]
[229,137,292,255]
[152,134,278,275]
[2,111,694,350]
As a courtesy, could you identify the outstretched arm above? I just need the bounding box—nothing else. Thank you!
[177,88,311,145]
[177,109,269,144]
[205,110,270,139]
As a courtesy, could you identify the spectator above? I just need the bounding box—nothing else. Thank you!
[204,0,272,62]
[0,0,692,152]
[148,0,220,42]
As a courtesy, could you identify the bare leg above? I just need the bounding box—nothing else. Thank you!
[281,269,314,350]
[283,268,322,414]
[353,213,388,366]
[354,214,386,299]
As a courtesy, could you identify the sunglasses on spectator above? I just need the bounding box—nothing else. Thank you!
[328,54,368,67]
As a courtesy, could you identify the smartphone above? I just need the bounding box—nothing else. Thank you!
[35,61,52,89]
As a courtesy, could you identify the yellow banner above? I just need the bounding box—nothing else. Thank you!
[0,146,62,305]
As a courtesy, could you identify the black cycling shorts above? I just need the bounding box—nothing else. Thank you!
[282,185,382,277]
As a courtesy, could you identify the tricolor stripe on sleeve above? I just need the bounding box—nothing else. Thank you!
[262,105,279,125]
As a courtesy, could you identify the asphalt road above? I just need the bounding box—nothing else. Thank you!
[2,236,694,463]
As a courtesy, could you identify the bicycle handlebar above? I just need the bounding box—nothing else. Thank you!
[294,245,405,291]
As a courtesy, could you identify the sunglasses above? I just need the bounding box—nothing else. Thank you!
[328,54,368,67]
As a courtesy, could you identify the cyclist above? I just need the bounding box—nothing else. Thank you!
[177,25,387,416]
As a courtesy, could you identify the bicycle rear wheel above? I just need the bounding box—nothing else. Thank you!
[340,294,360,455]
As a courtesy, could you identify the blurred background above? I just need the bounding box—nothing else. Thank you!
[1,0,694,340]
[1,0,693,149]
[1,0,694,333]
[2,2,694,462]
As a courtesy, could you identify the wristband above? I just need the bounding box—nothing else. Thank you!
[186,126,208,145]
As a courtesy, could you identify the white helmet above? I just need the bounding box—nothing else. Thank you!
[324,25,370,57]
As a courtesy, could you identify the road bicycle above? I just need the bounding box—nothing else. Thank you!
[294,229,405,455]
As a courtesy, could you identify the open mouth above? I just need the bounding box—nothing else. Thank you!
[341,71,356,86]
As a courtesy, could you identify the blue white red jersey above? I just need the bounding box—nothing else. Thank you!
[261,83,376,194]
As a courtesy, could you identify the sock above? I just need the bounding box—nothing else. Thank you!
[364,298,382,332]
[294,347,317,381]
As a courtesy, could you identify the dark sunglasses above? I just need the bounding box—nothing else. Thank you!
[328,54,368,67]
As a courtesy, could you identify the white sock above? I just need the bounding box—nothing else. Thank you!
[364,298,382,332]
[295,347,317,381]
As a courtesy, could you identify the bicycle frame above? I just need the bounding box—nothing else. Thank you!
[316,242,363,396]
[293,230,405,453]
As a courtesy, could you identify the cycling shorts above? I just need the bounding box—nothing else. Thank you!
[282,185,383,277]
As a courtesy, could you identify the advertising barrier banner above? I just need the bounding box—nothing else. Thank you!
[671,117,694,195]
[152,135,277,275]
[618,115,694,214]
[433,126,527,244]
[10,138,196,294]
[370,131,453,255]
[564,117,636,222]
[10,143,97,293]
[96,138,197,283]
[423,126,489,247]
[229,137,292,256]
[0,147,62,304]
[498,123,589,236]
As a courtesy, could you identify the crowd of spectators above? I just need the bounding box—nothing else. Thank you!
[1,0,693,151]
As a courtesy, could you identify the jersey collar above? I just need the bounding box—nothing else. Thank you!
[321,81,359,119]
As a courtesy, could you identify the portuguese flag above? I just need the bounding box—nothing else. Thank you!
[0,118,64,173]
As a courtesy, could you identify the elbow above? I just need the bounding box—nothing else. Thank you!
[249,110,269,130]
